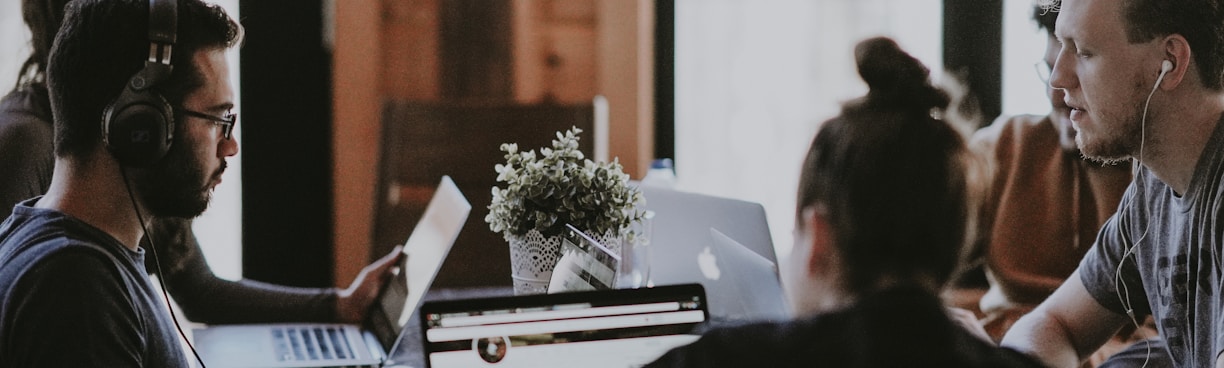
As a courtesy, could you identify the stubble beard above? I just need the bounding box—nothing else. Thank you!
[1078,91,1146,165]
[131,142,216,219]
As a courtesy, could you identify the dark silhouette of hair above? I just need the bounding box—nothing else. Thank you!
[796,37,969,293]
[1121,0,1224,90]
[1033,0,1224,89]
[16,0,71,88]
[1033,4,1058,37]
[46,0,242,159]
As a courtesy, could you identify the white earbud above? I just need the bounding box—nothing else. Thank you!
[1146,60,1172,97]
[1153,60,1173,93]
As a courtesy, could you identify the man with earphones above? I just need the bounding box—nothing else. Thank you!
[1001,0,1224,367]
[1,0,251,366]
[963,4,1172,367]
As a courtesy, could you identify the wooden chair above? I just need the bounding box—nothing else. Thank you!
[375,101,595,288]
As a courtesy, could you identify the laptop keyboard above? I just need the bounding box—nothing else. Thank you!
[272,326,356,362]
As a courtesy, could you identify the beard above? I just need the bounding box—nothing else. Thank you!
[1078,98,1145,165]
[130,142,221,219]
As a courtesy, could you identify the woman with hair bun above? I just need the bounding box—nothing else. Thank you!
[645,37,1042,368]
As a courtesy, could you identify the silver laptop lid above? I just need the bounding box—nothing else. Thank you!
[637,186,776,283]
[705,227,790,323]
[368,175,471,353]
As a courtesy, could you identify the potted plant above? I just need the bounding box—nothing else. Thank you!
[486,127,645,294]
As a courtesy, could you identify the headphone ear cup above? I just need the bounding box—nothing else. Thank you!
[102,83,175,167]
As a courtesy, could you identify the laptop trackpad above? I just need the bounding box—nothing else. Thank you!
[194,326,278,366]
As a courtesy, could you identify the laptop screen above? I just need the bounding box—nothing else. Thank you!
[366,254,411,352]
[419,284,708,368]
[367,175,472,353]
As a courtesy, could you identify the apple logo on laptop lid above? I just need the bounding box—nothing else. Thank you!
[697,246,721,280]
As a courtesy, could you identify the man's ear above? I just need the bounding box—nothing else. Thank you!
[1160,34,1192,90]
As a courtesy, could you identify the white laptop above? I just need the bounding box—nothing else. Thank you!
[637,186,778,268]
[418,283,708,368]
[638,186,788,324]
[700,228,790,324]
[193,176,471,368]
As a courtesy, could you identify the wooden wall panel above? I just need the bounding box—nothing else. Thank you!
[332,0,381,287]
[333,0,653,287]
[382,0,441,101]
[597,0,654,178]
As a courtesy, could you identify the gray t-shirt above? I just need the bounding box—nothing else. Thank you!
[0,199,190,367]
[1080,116,1224,367]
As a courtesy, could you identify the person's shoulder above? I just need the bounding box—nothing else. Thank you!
[0,86,54,146]
[971,114,1049,147]
[0,229,117,272]
[0,208,73,245]
[648,308,1046,368]
[644,321,799,368]
[22,245,122,281]
[0,234,128,308]
[0,212,124,274]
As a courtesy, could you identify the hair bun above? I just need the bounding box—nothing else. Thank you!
[854,37,949,112]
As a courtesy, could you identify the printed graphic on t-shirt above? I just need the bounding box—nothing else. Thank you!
[1156,254,1190,355]
[1154,245,1217,366]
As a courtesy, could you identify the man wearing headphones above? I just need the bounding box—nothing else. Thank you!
[0,0,300,365]
[1,0,401,332]
[1000,0,1224,367]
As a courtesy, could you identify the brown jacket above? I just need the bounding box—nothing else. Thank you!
[970,114,1132,339]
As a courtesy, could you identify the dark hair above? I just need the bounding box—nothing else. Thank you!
[1033,4,1058,37]
[46,0,242,159]
[796,37,969,292]
[1121,0,1224,90]
[16,0,71,88]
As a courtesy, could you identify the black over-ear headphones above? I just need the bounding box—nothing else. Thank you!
[102,0,178,167]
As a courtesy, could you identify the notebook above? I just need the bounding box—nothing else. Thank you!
[192,176,471,368]
[637,186,788,324]
[419,283,708,368]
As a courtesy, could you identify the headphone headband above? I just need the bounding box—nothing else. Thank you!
[147,0,177,66]
[148,0,178,45]
[101,0,179,167]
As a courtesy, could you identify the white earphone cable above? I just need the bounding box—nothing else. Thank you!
[1111,61,1168,368]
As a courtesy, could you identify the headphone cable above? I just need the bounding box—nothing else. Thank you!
[120,168,208,368]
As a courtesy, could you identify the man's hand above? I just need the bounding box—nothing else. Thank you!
[336,246,404,323]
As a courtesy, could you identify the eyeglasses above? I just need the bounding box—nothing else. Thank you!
[181,109,236,140]
[1034,61,1052,85]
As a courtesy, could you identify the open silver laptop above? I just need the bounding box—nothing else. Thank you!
[193,176,471,368]
[700,228,790,323]
[637,186,777,267]
[638,186,788,324]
